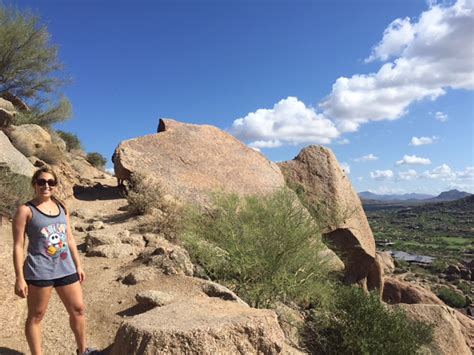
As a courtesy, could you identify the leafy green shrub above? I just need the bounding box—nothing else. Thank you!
[301,286,433,354]
[437,287,467,308]
[456,281,471,296]
[181,188,334,308]
[55,130,82,151]
[0,167,32,216]
[86,152,106,168]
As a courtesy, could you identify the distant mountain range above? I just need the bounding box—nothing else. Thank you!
[359,189,472,203]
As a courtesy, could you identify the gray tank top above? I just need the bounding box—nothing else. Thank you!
[24,201,77,280]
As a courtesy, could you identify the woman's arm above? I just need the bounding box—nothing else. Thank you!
[12,205,30,298]
[65,209,85,282]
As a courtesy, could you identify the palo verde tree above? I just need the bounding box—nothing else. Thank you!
[0,4,71,126]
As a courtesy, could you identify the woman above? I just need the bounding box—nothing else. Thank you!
[12,166,96,355]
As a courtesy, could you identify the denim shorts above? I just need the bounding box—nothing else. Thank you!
[25,273,80,288]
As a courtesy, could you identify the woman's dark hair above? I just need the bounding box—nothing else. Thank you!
[31,167,67,214]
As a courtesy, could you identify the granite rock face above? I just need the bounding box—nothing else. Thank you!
[0,131,35,177]
[395,304,472,355]
[278,145,379,290]
[111,298,289,355]
[113,119,286,206]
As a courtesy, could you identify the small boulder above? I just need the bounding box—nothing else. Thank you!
[87,244,138,258]
[122,267,157,285]
[135,290,175,307]
[376,251,395,274]
[200,280,248,306]
[383,277,444,305]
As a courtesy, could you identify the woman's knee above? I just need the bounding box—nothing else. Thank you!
[27,309,47,324]
[69,303,86,318]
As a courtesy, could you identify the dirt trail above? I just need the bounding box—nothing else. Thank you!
[0,176,204,354]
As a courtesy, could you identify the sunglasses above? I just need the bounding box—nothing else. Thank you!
[36,178,57,187]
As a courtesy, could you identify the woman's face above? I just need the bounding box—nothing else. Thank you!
[33,172,57,199]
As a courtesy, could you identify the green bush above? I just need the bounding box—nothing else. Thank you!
[127,173,183,241]
[181,188,334,308]
[437,287,467,308]
[0,167,32,217]
[55,130,82,151]
[86,152,106,168]
[301,286,433,354]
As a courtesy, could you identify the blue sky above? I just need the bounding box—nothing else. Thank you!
[11,0,474,194]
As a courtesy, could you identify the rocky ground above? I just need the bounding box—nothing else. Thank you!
[0,176,223,354]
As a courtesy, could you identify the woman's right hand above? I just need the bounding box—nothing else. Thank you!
[14,278,28,298]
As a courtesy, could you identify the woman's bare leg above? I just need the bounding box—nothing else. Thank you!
[55,281,87,353]
[26,285,53,355]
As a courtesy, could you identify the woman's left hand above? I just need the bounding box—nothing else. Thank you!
[77,266,86,283]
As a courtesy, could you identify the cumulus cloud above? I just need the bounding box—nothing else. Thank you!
[230,97,339,147]
[421,163,456,179]
[320,0,474,133]
[398,169,418,181]
[410,136,438,146]
[434,111,449,122]
[340,162,351,174]
[370,170,394,180]
[456,166,474,179]
[396,154,432,165]
[354,153,378,162]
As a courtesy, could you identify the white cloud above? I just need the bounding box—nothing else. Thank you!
[336,138,350,145]
[421,163,456,179]
[396,154,431,165]
[435,111,449,122]
[410,136,438,146]
[456,166,474,179]
[354,153,378,162]
[320,0,474,133]
[340,162,351,174]
[105,167,115,175]
[398,169,418,181]
[230,97,339,147]
[365,17,415,62]
[249,140,282,149]
[370,170,394,180]
[357,176,364,181]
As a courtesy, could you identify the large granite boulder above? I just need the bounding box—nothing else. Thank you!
[7,124,52,157]
[0,131,35,177]
[111,298,291,354]
[395,304,472,355]
[382,277,444,305]
[278,145,378,290]
[0,98,16,127]
[1,92,30,112]
[113,119,285,206]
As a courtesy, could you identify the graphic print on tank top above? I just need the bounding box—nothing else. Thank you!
[41,223,69,260]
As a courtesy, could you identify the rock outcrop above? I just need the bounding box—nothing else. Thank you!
[278,145,378,290]
[0,98,15,127]
[0,131,35,177]
[383,277,444,305]
[6,124,52,157]
[111,298,289,354]
[113,119,285,206]
[395,304,472,355]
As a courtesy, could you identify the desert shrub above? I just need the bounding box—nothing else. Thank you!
[0,167,32,216]
[55,130,82,151]
[36,144,65,165]
[301,286,433,354]
[456,281,471,296]
[127,173,183,240]
[437,287,467,308]
[181,188,335,308]
[86,152,106,168]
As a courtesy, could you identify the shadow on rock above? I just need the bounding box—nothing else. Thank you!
[74,184,123,201]
[117,303,155,318]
